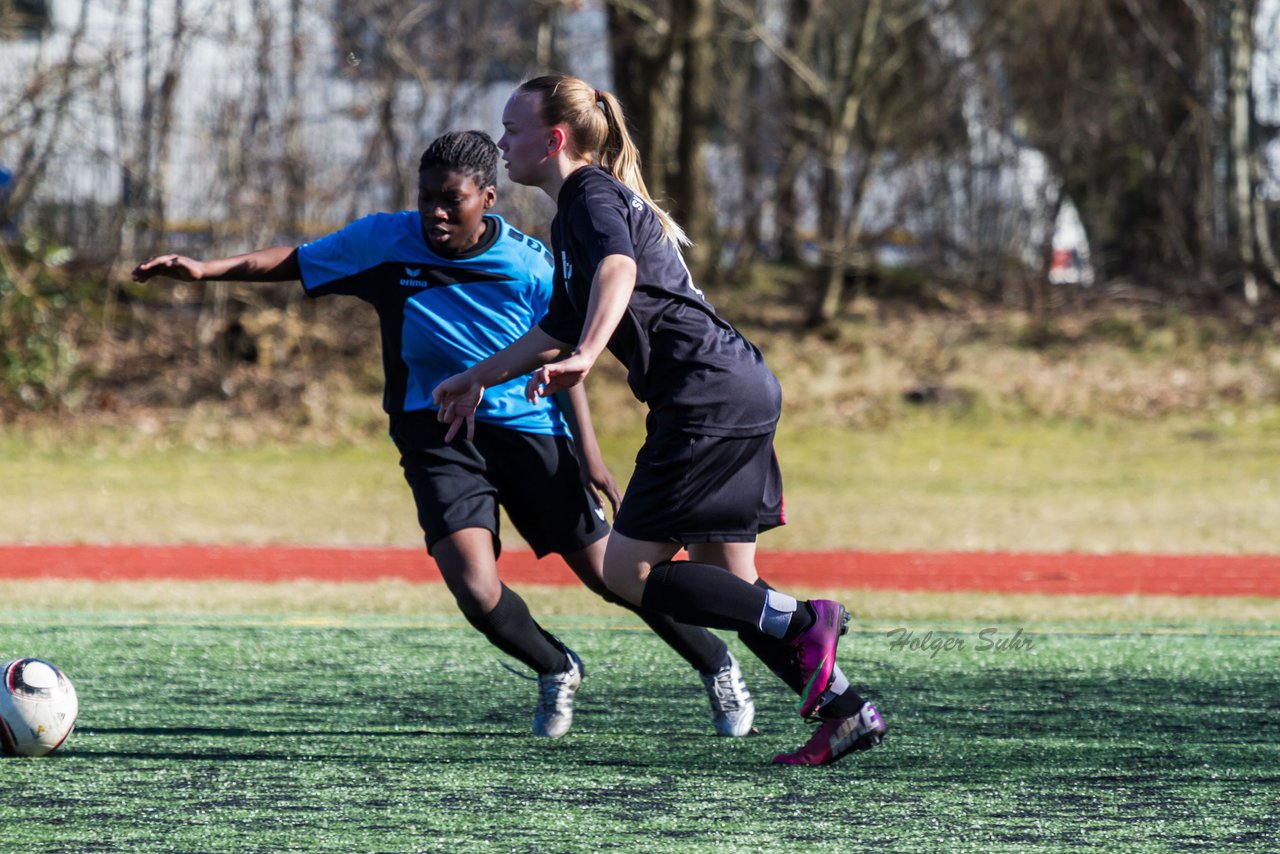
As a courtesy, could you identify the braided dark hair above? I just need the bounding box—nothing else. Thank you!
[418,130,499,189]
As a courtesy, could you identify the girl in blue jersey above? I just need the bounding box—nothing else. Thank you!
[132,130,756,741]
[432,80,887,765]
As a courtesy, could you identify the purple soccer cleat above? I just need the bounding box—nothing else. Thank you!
[772,702,887,766]
[791,599,850,718]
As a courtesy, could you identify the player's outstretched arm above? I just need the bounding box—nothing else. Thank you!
[555,385,621,516]
[532,254,636,397]
[131,246,301,283]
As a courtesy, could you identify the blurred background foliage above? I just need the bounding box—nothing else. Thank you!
[0,233,86,411]
[2,0,1280,430]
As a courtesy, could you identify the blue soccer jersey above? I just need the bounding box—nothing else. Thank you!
[297,212,568,435]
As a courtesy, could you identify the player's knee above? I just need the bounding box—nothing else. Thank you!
[560,546,611,600]
[580,574,614,601]
[446,586,489,617]
[602,559,646,606]
[438,570,501,616]
[431,531,502,615]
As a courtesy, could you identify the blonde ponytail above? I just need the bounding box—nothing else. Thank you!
[518,75,690,247]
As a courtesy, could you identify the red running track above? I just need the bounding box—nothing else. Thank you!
[1,545,1277,597]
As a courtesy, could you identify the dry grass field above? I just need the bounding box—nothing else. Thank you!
[3,293,1279,553]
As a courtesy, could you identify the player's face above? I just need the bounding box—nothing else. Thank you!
[417,167,495,256]
[498,92,552,187]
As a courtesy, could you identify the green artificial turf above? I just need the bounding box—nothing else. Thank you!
[1,607,1276,851]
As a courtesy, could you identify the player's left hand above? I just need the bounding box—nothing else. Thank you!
[431,372,484,442]
[131,254,206,282]
[525,352,593,401]
[580,453,621,517]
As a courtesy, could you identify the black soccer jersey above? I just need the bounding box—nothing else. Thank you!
[539,166,781,437]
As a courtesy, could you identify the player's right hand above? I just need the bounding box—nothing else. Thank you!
[431,372,484,443]
[527,351,592,400]
[131,254,206,282]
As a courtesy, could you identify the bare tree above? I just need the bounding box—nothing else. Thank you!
[606,2,679,206]
[725,0,951,324]
[711,0,783,273]
[0,0,93,221]
[9,0,1280,322]
[977,0,1217,295]
[606,1,735,278]
[1227,0,1280,303]
[670,0,717,274]
[127,0,191,253]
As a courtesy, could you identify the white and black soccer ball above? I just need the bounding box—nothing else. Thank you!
[0,658,79,757]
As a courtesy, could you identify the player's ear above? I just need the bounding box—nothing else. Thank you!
[547,127,567,157]
[482,186,496,209]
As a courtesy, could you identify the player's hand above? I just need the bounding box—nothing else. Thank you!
[131,254,206,282]
[525,352,593,401]
[431,372,484,442]
[580,453,622,517]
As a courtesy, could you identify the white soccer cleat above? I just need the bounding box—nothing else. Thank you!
[702,652,755,737]
[533,648,583,738]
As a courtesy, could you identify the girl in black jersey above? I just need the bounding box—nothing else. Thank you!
[134,130,757,742]
[433,77,886,765]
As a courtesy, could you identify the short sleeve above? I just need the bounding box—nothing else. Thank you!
[570,183,637,270]
[537,283,581,346]
[297,216,384,296]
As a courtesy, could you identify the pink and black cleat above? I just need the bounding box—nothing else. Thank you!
[772,702,887,766]
[791,599,850,718]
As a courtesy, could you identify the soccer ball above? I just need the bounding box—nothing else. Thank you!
[0,658,79,757]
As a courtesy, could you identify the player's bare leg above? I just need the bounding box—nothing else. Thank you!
[431,527,503,615]
[600,532,682,606]
[687,541,760,584]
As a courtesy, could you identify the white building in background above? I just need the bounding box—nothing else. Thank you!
[3,0,1278,278]
[1254,0,1280,204]
[0,0,608,236]
[4,0,354,221]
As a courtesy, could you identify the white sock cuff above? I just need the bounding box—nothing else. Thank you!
[828,666,851,696]
[765,590,797,613]
[759,590,799,638]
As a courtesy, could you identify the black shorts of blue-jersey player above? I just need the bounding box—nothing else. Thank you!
[132,130,754,741]
[433,80,888,765]
[392,411,609,559]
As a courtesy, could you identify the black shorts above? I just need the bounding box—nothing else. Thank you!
[389,411,609,558]
[612,423,786,544]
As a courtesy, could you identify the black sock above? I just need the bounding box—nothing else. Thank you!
[640,560,769,633]
[781,601,816,641]
[463,584,569,675]
[590,573,730,674]
[620,601,730,674]
[819,688,866,719]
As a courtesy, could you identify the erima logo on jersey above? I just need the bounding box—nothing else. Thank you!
[400,266,424,287]
[561,251,573,279]
[631,195,644,210]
